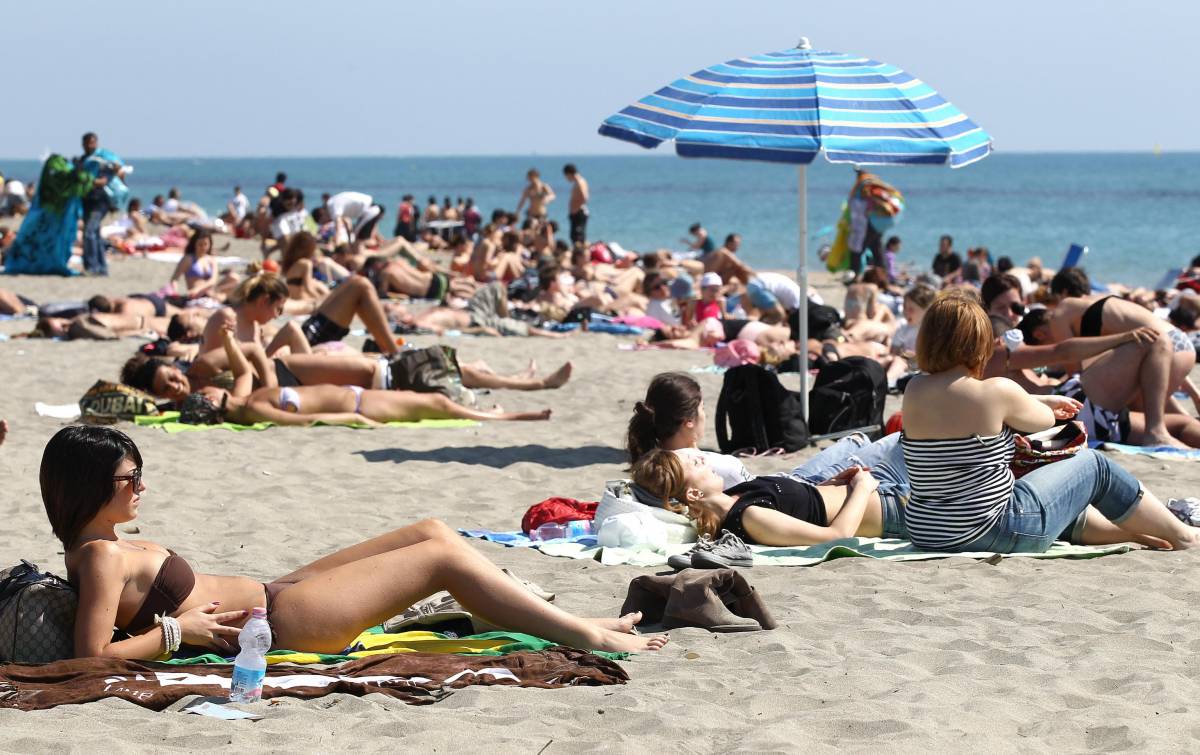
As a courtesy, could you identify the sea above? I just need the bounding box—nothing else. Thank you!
[2,152,1197,288]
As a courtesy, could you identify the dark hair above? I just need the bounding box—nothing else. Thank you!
[642,271,666,295]
[402,194,413,202]
[688,223,702,234]
[538,265,560,291]
[1018,308,1051,345]
[275,172,287,184]
[88,295,113,313]
[168,187,179,200]
[179,392,225,425]
[1190,254,1200,269]
[904,284,937,309]
[184,228,213,259]
[940,234,954,246]
[563,163,578,176]
[1051,267,1091,298]
[724,233,740,246]
[980,274,1023,309]
[121,353,168,393]
[282,231,319,271]
[81,132,97,145]
[1170,307,1197,330]
[127,198,141,212]
[41,425,142,548]
[167,314,190,342]
[861,266,890,287]
[626,372,704,465]
[996,256,1014,273]
[885,235,901,250]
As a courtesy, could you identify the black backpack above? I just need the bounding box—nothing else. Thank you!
[808,357,887,439]
[715,365,810,454]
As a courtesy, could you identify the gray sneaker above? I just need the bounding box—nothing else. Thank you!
[668,534,716,570]
[691,531,754,569]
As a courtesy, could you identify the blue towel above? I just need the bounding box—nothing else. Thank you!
[458,529,598,547]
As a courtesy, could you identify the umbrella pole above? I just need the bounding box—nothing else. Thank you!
[797,164,809,422]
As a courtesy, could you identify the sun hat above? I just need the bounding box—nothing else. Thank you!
[700,272,723,288]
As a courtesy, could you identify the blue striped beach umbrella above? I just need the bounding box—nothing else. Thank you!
[599,38,992,414]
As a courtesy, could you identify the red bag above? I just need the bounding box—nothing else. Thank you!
[521,498,598,534]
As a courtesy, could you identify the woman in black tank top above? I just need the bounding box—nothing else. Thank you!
[631,448,881,545]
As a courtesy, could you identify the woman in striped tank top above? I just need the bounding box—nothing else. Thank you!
[900,291,1199,553]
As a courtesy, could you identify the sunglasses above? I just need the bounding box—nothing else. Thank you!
[113,468,143,489]
[1010,303,1027,317]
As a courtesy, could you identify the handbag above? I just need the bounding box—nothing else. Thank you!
[1012,421,1087,478]
[79,379,161,424]
[386,346,473,405]
[0,560,78,663]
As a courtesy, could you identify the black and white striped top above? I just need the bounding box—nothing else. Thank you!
[900,428,1015,550]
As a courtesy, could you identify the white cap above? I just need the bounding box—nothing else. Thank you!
[701,272,723,288]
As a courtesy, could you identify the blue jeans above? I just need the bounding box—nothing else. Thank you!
[780,432,910,538]
[82,206,107,275]
[956,449,1143,553]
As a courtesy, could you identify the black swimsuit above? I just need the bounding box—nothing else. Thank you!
[720,477,827,544]
[1079,296,1112,338]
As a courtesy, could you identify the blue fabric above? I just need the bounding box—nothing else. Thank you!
[81,148,129,211]
[3,198,82,276]
[458,529,598,548]
[82,206,107,275]
[599,46,992,168]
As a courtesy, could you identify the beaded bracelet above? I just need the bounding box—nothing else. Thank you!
[156,614,182,653]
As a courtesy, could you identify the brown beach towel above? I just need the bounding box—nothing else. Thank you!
[0,648,627,711]
[621,569,777,633]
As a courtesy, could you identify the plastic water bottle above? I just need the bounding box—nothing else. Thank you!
[229,607,271,703]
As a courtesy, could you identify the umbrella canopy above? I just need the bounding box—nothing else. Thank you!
[598,39,992,426]
[599,40,992,167]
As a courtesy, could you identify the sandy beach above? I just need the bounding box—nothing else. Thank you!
[2,242,1200,752]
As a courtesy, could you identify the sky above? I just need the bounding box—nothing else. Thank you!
[4,0,1198,158]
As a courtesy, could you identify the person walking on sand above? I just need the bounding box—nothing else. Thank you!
[516,169,556,221]
[77,132,125,276]
[563,163,589,245]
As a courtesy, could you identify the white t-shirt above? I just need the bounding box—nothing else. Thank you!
[674,447,753,490]
[646,298,681,327]
[230,192,249,220]
[327,191,373,221]
[753,272,802,310]
[271,209,307,239]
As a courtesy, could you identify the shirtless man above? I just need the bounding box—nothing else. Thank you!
[563,163,589,245]
[1033,267,1194,448]
[702,233,755,285]
[368,256,476,304]
[516,169,556,221]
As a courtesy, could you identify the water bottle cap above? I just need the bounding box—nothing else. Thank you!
[250,607,267,618]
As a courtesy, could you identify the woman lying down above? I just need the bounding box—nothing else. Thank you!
[179,326,550,425]
[43,426,666,657]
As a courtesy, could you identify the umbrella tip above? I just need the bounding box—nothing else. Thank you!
[796,37,812,50]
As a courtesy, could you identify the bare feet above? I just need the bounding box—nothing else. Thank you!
[491,406,552,421]
[588,612,643,634]
[541,362,573,389]
[593,628,669,653]
[1143,431,1190,450]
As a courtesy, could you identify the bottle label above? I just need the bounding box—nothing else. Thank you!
[230,665,266,702]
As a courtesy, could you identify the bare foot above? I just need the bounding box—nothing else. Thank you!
[593,628,669,653]
[541,362,573,389]
[587,612,642,634]
[1143,432,1190,450]
[0,419,7,447]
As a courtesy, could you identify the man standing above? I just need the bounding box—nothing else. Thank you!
[393,194,417,241]
[516,169,556,221]
[563,163,589,245]
[76,132,122,276]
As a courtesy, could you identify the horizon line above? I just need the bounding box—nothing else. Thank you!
[1,148,1198,162]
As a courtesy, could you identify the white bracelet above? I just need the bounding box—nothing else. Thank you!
[157,614,182,653]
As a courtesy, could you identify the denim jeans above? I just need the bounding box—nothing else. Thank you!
[82,206,107,275]
[780,432,910,538]
[955,449,1143,554]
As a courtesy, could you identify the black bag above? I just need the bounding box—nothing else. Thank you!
[790,300,843,342]
[715,365,810,454]
[0,561,78,663]
[808,357,887,439]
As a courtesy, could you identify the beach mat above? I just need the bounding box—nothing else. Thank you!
[0,647,628,711]
[460,530,1132,567]
[1101,441,1200,461]
[135,411,479,433]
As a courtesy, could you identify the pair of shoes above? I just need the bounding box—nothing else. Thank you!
[667,532,754,570]
[1167,497,1200,526]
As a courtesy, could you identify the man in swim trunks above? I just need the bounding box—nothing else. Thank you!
[366,256,476,304]
[563,164,589,245]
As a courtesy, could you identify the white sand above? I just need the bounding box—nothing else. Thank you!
[1,246,1199,751]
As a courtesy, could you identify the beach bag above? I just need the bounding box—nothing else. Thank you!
[79,380,161,424]
[792,301,842,342]
[388,346,463,395]
[0,561,78,663]
[715,365,810,454]
[808,357,887,440]
[596,480,697,544]
[1012,422,1087,479]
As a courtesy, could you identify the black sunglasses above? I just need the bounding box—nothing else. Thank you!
[113,468,143,489]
